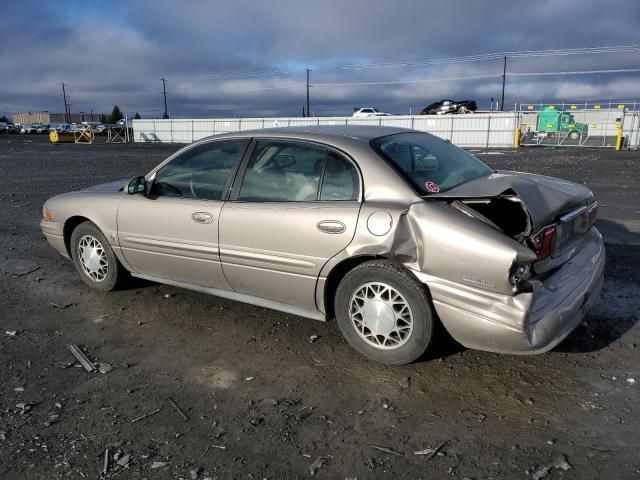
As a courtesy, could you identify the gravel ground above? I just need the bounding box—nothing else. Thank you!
[0,135,639,479]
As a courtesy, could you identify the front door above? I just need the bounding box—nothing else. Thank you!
[219,140,362,310]
[117,139,248,289]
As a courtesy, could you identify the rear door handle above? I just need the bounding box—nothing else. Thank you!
[317,220,346,234]
[191,212,214,224]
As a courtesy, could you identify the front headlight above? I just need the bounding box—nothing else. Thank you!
[43,205,53,221]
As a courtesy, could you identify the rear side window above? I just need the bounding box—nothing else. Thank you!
[320,152,359,201]
[371,132,491,194]
[237,140,360,202]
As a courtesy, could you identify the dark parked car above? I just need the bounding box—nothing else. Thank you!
[421,99,477,115]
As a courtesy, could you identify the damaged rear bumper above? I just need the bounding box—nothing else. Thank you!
[412,228,605,354]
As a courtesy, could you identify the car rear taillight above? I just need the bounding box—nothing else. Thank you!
[587,202,598,229]
[530,225,557,260]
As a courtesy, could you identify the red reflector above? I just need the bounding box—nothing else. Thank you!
[587,202,598,228]
[530,225,557,260]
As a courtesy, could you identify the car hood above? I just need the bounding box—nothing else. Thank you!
[79,178,130,193]
[429,170,593,231]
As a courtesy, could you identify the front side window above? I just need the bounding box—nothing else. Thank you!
[371,132,491,194]
[150,140,247,200]
[238,141,359,202]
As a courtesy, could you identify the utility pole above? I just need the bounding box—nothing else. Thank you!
[305,69,311,118]
[61,83,70,123]
[161,78,169,119]
[500,56,507,111]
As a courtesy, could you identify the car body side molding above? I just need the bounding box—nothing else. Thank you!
[131,273,326,321]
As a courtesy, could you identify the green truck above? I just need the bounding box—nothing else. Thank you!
[536,106,588,139]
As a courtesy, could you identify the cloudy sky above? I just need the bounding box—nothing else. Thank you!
[2,0,640,119]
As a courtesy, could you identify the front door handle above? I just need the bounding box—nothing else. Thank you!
[191,212,214,224]
[317,220,346,234]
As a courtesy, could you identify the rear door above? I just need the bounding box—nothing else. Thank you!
[219,139,362,310]
[117,139,248,289]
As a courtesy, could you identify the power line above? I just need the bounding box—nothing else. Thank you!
[148,67,640,97]
[160,44,640,81]
[509,67,640,76]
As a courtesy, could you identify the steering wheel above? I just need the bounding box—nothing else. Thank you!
[189,167,212,199]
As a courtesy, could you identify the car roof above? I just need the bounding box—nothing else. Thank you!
[203,125,414,143]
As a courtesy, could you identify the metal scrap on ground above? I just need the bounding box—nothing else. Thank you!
[131,407,162,423]
[168,397,189,421]
[67,344,96,372]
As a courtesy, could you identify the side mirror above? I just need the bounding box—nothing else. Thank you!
[127,176,147,195]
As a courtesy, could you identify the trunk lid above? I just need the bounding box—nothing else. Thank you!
[430,170,593,233]
[430,171,595,270]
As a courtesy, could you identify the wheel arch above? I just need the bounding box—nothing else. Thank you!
[63,216,93,257]
[322,254,388,320]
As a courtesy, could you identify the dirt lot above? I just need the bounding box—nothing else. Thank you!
[1,136,639,479]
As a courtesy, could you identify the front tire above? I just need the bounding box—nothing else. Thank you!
[334,260,434,365]
[70,222,126,291]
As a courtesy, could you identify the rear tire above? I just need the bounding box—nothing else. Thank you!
[70,222,126,291]
[334,260,434,365]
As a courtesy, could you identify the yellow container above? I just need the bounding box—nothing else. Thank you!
[49,131,76,143]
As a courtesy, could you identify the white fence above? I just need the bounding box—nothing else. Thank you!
[132,113,517,148]
[132,110,640,149]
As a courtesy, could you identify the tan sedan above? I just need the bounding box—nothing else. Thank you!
[41,126,604,364]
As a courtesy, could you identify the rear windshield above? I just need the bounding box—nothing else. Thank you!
[370,132,491,195]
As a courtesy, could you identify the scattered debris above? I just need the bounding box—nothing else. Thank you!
[627,378,636,385]
[0,259,40,276]
[547,439,556,445]
[398,377,411,388]
[150,461,169,469]
[131,407,162,423]
[116,453,130,467]
[97,363,113,374]
[371,445,404,457]
[163,293,174,299]
[532,454,572,480]
[309,335,319,343]
[381,399,390,409]
[244,376,254,381]
[103,448,110,475]
[168,397,189,421]
[50,302,75,309]
[309,456,327,475]
[14,387,24,392]
[6,330,17,336]
[190,466,201,479]
[16,403,32,415]
[414,441,448,459]
[67,344,96,372]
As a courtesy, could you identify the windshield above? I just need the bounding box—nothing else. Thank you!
[370,132,492,195]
